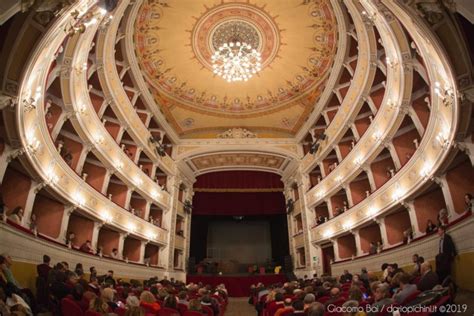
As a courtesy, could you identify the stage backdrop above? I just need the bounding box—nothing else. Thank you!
[207,220,271,264]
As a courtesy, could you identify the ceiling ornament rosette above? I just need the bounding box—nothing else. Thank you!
[134,0,337,138]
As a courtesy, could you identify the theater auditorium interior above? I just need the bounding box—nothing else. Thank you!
[0,0,474,315]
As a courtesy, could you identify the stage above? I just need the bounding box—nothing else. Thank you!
[186,274,287,297]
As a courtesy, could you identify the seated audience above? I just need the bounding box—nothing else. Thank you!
[369,283,393,315]
[110,248,120,259]
[125,295,144,316]
[465,193,473,213]
[417,262,439,291]
[275,298,293,316]
[7,207,23,225]
[392,273,417,304]
[188,298,204,313]
[79,240,93,253]
[339,270,353,283]
[290,299,305,315]
[425,219,437,234]
[368,242,377,255]
[139,290,160,313]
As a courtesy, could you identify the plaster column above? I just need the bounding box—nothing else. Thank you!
[352,229,363,256]
[21,180,40,227]
[436,176,459,221]
[386,141,402,170]
[118,232,127,260]
[139,240,147,264]
[405,201,422,237]
[331,239,341,262]
[376,217,389,248]
[91,222,103,252]
[58,206,75,243]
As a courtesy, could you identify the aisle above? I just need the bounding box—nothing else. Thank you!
[225,298,256,316]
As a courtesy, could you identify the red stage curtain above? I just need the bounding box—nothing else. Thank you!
[186,274,287,297]
[192,192,285,216]
[194,171,283,192]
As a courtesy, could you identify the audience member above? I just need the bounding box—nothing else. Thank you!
[339,270,353,283]
[435,225,457,282]
[392,273,417,304]
[125,295,144,316]
[425,219,437,234]
[110,248,120,259]
[7,207,23,225]
[306,302,325,316]
[79,240,93,253]
[417,262,439,291]
[369,242,377,255]
[139,290,160,313]
[369,283,393,315]
[464,193,473,213]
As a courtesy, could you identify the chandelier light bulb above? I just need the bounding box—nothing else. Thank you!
[212,41,262,82]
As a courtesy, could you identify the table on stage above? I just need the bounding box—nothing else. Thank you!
[186,274,287,297]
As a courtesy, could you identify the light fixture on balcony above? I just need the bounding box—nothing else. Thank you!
[211,41,262,82]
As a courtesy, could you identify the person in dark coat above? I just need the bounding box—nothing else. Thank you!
[435,226,457,283]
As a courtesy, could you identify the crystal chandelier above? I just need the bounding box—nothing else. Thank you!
[211,41,262,82]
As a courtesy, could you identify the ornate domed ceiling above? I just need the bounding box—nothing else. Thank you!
[134,0,337,139]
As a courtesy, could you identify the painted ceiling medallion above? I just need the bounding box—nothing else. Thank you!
[134,0,337,138]
[191,2,280,71]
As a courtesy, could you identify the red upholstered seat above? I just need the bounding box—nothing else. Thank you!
[61,297,83,316]
[84,311,102,316]
[279,308,294,316]
[183,311,205,316]
[265,301,284,316]
[318,296,330,304]
[178,303,189,315]
[201,305,214,316]
[402,290,421,305]
[158,307,180,316]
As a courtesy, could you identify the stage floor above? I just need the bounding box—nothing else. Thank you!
[186,274,287,297]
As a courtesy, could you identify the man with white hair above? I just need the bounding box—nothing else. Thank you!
[418,262,439,291]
